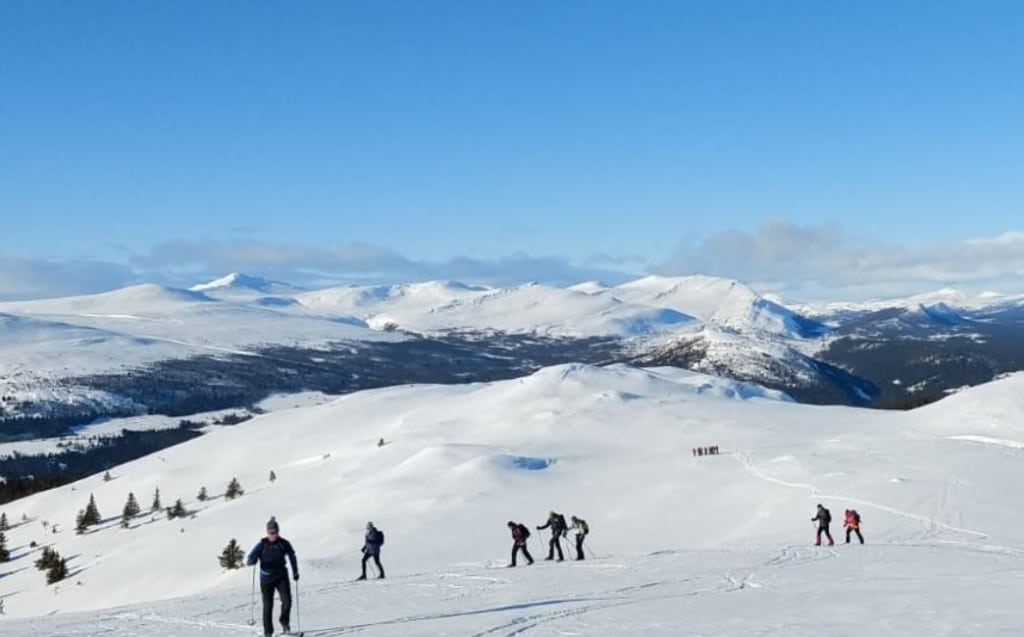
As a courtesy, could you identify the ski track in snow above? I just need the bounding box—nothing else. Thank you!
[732,452,990,540]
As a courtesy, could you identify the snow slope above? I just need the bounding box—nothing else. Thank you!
[0,285,401,378]
[3,366,1024,634]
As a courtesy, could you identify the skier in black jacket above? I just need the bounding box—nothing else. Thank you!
[246,517,298,637]
[812,504,834,546]
[358,521,385,580]
[537,511,567,561]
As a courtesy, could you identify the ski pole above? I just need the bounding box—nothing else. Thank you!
[295,577,301,635]
[248,565,257,626]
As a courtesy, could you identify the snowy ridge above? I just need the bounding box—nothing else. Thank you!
[3,366,1024,635]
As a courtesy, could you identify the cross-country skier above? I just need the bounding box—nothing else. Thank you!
[845,509,864,544]
[507,521,534,567]
[246,517,299,637]
[569,516,590,560]
[812,504,834,546]
[358,521,385,580]
[537,511,568,561]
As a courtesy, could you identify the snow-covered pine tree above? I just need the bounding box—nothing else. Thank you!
[121,493,141,528]
[46,556,68,585]
[103,471,112,482]
[151,488,162,512]
[166,499,187,520]
[269,470,276,483]
[0,512,9,531]
[34,546,56,571]
[197,486,208,501]
[0,532,10,562]
[83,494,101,526]
[219,538,245,570]
[225,478,244,500]
[75,510,88,535]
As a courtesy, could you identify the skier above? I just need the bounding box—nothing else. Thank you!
[537,511,568,561]
[569,515,590,560]
[845,509,864,544]
[358,521,385,580]
[812,504,834,546]
[246,517,299,637]
[507,521,534,567]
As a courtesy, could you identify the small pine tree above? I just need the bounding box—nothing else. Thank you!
[46,556,68,585]
[34,546,56,571]
[75,510,88,535]
[218,538,245,570]
[166,499,187,520]
[83,494,101,526]
[225,478,243,500]
[121,493,141,528]
[0,532,10,562]
[0,512,9,531]
[197,486,208,501]
[151,488,162,512]
[103,471,112,482]
[269,470,276,483]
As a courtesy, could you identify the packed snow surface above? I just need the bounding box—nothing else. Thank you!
[3,366,1024,635]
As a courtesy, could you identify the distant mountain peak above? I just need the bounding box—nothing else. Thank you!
[190,273,300,294]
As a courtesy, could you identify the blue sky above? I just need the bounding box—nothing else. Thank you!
[1,1,1022,300]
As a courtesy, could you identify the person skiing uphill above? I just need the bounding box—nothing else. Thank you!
[507,521,534,567]
[246,517,299,637]
[358,521,385,580]
[537,511,567,561]
[812,504,834,546]
[845,509,865,544]
[570,516,590,560]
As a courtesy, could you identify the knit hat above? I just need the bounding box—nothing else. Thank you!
[266,516,279,533]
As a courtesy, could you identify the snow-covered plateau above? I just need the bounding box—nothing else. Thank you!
[2,363,1024,635]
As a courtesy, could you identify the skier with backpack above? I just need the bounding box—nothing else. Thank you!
[845,509,864,544]
[569,515,590,560]
[812,504,834,546]
[507,521,535,567]
[246,517,299,637]
[358,521,385,580]
[537,511,568,561]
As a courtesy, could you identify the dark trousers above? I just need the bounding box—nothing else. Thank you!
[362,551,384,578]
[547,536,564,560]
[575,533,587,560]
[261,575,291,637]
[846,527,864,544]
[511,542,534,566]
[816,526,834,545]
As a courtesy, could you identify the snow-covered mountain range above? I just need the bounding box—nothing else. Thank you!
[3,364,1024,634]
[2,272,1023,424]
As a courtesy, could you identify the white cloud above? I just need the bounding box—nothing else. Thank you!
[654,220,1024,300]
[0,257,140,301]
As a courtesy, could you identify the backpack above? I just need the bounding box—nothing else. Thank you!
[378,530,384,546]
[517,524,531,539]
[556,514,567,531]
[579,519,590,534]
[852,510,861,524]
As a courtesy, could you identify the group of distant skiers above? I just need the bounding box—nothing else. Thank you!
[812,504,865,546]
[506,511,590,567]
[693,445,720,456]
[245,504,865,636]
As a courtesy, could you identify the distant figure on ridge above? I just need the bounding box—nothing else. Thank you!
[845,509,864,544]
[812,504,834,546]
[537,511,568,561]
[358,521,385,580]
[246,517,299,637]
[507,521,534,567]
